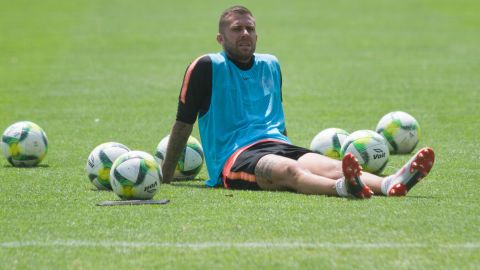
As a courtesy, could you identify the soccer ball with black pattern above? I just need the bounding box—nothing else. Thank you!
[340,130,390,174]
[376,111,421,154]
[155,135,204,180]
[110,151,162,200]
[86,142,130,190]
[1,121,48,167]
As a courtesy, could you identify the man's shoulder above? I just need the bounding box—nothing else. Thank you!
[186,54,212,73]
[254,53,279,63]
[192,54,212,66]
[191,53,229,70]
[206,52,227,64]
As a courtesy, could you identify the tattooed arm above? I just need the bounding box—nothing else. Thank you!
[162,121,193,184]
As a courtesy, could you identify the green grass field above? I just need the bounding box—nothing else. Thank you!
[1,0,479,269]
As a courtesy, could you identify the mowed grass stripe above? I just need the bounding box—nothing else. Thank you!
[2,240,480,249]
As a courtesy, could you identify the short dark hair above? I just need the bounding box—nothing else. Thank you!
[218,6,254,34]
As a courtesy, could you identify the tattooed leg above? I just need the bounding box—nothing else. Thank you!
[255,156,276,185]
[254,154,338,195]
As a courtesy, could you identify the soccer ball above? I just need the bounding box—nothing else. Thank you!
[1,121,48,167]
[110,151,162,200]
[376,111,421,154]
[340,130,390,174]
[310,128,349,159]
[155,135,204,180]
[86,142,130,190]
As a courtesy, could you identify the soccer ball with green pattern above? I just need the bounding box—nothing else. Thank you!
[1,121,48,167]
[376,111,421,154]
[155,135,204,180]
[110,151,162,200]
[310,128,349,159]
[86,142,130,190]
[340,130,390,174]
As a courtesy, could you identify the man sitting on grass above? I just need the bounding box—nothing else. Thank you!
[161,5,435,199]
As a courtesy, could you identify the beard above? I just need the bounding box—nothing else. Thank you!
[223,39,256,63]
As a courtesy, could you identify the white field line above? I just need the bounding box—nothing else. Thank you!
[1,240,479,249]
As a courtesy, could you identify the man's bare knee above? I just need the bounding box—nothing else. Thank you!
[282,162,306,188]
[297,153,342,179]
[255,155,305,190]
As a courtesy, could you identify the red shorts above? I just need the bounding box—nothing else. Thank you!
[222,139,312,190]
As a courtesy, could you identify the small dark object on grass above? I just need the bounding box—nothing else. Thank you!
[96,199,170,206]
